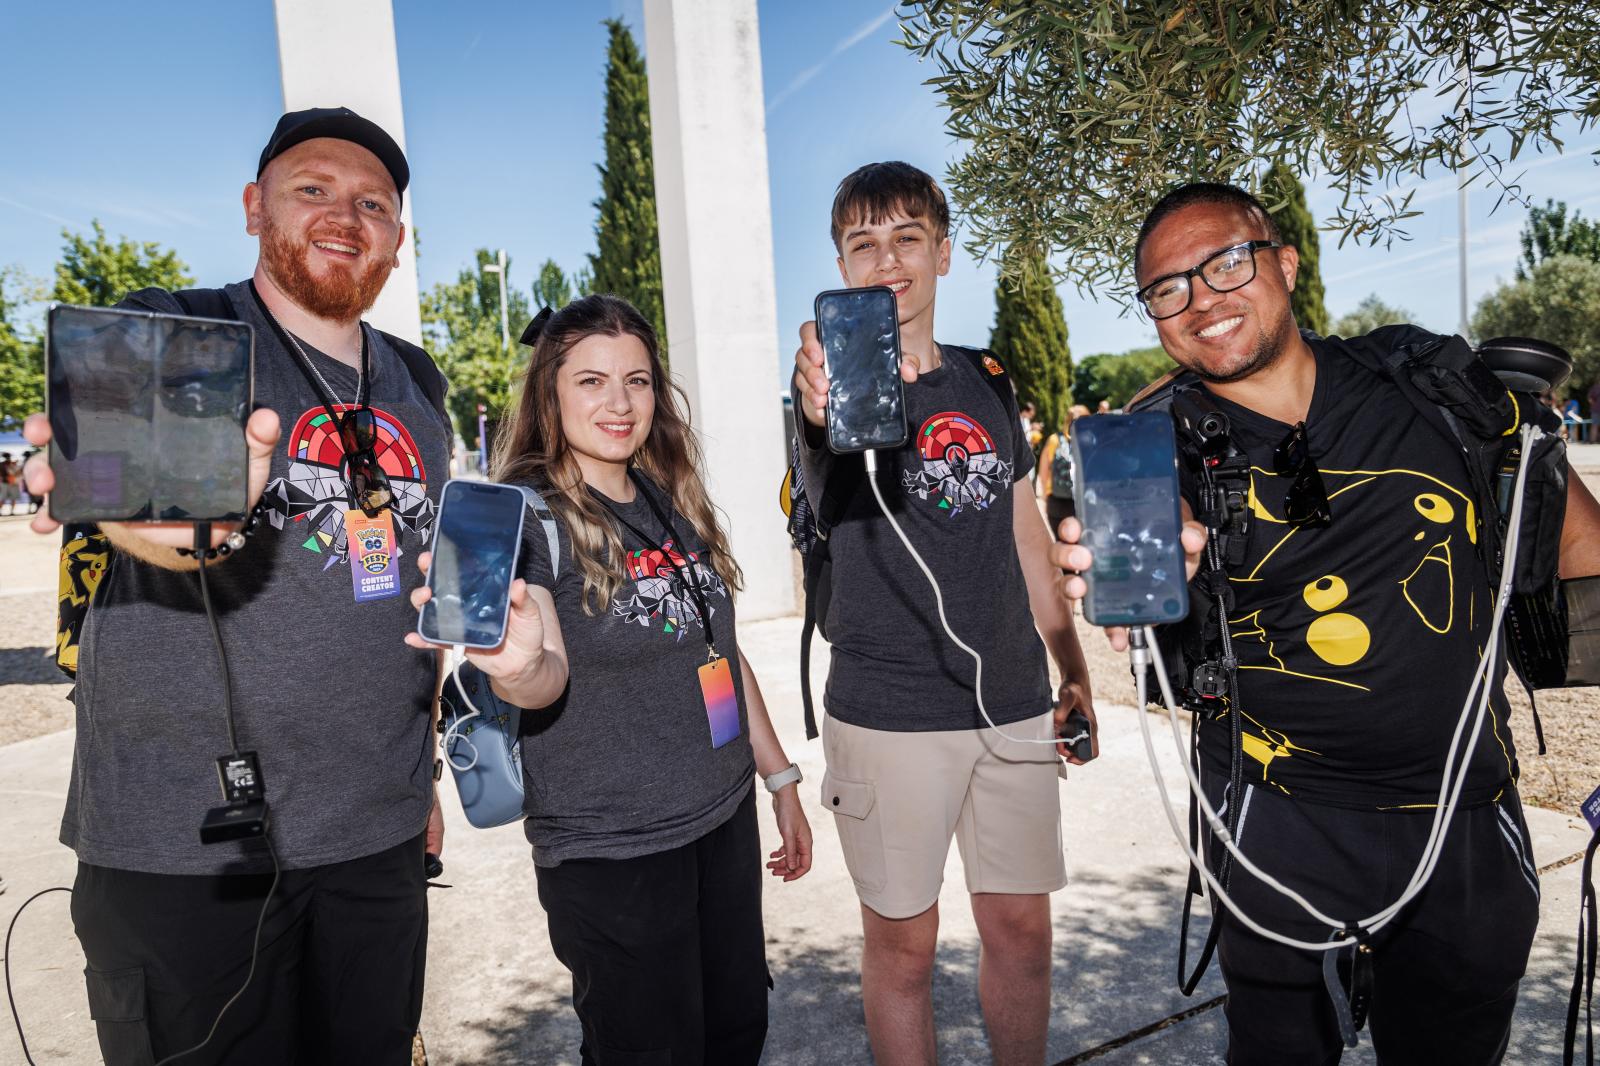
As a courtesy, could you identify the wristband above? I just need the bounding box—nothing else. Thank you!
[763,763,803,793]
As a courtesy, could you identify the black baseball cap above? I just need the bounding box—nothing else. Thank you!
[257,106,409,201]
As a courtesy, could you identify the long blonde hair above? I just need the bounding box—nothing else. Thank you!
[491,294,743,613]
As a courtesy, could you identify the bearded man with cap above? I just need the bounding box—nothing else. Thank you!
[21,107,472,1065]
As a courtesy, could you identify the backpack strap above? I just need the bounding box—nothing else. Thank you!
[171,287,237,321]
[514,485,561,579]
[945,344,1021,429]
[378,329,451,428]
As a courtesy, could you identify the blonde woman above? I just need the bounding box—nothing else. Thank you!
[414,294,810,1064]
[1036,404,1089,537]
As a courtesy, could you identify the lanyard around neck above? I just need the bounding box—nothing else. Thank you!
[247,280,370,425]
[593,471,719,660]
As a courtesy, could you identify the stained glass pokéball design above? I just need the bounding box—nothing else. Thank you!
[902,409,1014,515]
[260,404,436,570]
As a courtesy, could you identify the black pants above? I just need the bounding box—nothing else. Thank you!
[1201,774,1540,1066]
[536,788,769,1066]
[71,832,428,1066]
[1045,495,1075,541]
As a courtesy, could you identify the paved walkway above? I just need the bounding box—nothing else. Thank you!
[3,612,1596,1065]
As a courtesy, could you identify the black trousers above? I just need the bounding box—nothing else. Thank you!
[536,788,770,1066]
[1201,773,1541,1066]
[71,832,428,1066]
[1045,495,1075,540]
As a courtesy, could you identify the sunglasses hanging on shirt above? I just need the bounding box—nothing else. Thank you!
[1273,421,1331,528]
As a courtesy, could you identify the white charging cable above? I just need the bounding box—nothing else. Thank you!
[862,449,1071,767]
[440,646,483,773]
[1133,423,1539,951]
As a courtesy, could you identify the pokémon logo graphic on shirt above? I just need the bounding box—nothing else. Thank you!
[902,410,1013,515]
[260,404,436,571]
[611,539,727,639]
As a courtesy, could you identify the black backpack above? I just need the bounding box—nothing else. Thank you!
[781,344,1020,739]
[54,286,451,679]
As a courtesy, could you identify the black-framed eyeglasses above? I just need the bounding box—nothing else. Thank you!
[1137,241,1283,321]
[1273,421,1330,528]
[338,407,394,517]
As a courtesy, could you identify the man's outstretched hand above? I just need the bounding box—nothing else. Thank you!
[22,408,282,551]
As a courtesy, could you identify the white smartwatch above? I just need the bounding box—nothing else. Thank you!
[763,763,803,793]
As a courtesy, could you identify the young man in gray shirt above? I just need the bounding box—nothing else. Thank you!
[22,107,545,1065]
[791,162,1096,1064]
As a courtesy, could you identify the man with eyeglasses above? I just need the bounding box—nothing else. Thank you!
[1054,181,1600,1064]
[19,108,468,1064]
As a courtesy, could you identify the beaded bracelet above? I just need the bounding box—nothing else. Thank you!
[175,500,271,560]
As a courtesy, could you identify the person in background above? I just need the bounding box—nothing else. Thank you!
[0,452,21,515]
[1036,404,1087,555]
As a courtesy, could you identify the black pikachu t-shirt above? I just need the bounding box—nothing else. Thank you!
[1183,328,1516,810]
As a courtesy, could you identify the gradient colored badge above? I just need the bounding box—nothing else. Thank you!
[346,508,401,603]
[698,656,741,749]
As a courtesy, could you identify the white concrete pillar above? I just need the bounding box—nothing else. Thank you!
[644,0,795,620]
[272,0,423,345]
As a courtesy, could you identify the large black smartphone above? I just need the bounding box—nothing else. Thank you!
[1071,412,1190,627]
[418,480,528,649]
[816,286,908,453]
[47,304,253,523]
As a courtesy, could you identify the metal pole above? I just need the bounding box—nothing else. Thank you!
[1457,183,1469,339]
[1458,51,1471,339]
[477,403,488,474]
[495,248,510,351]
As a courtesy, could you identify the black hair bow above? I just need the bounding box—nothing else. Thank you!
[519,306,553,348]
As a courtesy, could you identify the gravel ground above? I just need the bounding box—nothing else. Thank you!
[0,514,73,747]
[4,467,1598,811]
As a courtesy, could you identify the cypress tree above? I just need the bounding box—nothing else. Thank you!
[588,19,667,361]
[988,249,1072,432]
[1263,163,1329,336]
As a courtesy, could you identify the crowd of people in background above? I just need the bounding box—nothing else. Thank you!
[0,450,43,515]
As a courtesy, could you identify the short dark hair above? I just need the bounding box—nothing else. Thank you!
[1134,182,1281,278]
[831,162,950,251]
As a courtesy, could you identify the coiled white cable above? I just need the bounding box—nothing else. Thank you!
[862,449,1070,768]
[1134,423,1539,951]
[441,646,482,773]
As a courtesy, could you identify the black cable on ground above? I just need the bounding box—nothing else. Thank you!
[6,887,73,1066]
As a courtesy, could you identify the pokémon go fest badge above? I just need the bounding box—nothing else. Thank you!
[346,507,401,603]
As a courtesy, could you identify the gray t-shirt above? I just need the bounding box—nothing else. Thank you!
[62,280,451,875]
[799,345,1050,732]
[516,476,756,867]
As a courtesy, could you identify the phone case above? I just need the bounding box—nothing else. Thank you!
[416,479,529,649]
[1070,412,1189,627]
[815,286,909,454]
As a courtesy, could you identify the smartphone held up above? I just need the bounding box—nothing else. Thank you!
[816,286,908,453]
[46,304,254,523]
[417,479,527,649]
[1071,412,1190,628]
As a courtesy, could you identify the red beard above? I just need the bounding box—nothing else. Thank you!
[260,214,394,323]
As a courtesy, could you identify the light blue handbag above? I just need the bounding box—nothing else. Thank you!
[438,485,559,829]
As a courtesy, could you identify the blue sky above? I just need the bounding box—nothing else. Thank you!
[3,1,1598,377]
